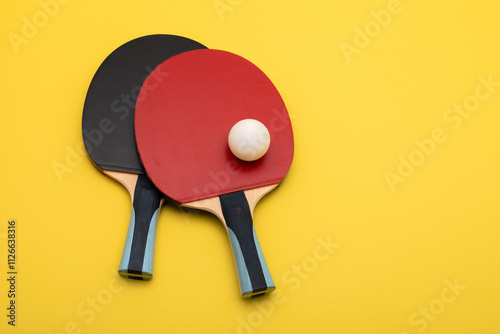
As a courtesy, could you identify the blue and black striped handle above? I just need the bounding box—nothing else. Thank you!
[220,191,275,298]
[118,174,163,280]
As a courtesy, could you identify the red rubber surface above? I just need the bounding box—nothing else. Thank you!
[135,49,294,203]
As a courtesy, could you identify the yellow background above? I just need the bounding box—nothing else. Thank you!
[1,0,500,333]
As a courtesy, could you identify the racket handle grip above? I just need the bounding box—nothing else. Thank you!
[220,191,275,298]
[118,174,163,280]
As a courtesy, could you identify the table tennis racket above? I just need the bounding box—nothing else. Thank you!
[82,34,207,280]
[135,49,294,297]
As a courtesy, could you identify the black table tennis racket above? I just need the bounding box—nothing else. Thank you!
[82,34,207,280]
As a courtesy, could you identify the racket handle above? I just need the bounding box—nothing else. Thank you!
[118,174,163,280]
[220,191,275,298]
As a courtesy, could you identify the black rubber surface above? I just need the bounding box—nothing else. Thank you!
[82,34,207,173]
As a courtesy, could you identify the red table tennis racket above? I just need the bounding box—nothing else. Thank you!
[135,49,294,297]
[82,35,206,280]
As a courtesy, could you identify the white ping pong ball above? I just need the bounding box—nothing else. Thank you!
[228,119,271,161]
